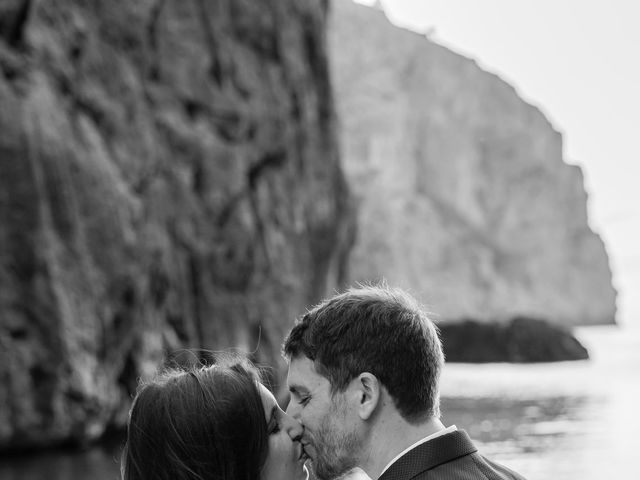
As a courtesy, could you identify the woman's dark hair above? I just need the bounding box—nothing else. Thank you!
[121,356,268,480]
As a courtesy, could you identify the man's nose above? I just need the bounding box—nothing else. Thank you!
[282,412,304,441]
[286,399,301,419]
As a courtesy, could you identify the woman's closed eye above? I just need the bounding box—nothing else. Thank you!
[267,408,280,434]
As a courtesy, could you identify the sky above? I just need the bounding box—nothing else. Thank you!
[355,0,640,326]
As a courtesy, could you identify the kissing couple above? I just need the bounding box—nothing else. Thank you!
[122,285,527,480]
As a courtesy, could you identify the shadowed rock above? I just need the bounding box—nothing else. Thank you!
[439,317,590,363]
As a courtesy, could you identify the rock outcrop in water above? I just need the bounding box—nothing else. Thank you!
[439,317,590,363]
[329,0,616,326]
[0,0,351,450]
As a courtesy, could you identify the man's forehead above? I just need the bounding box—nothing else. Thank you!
[286,356,327,390]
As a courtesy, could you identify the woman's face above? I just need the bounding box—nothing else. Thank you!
[259,384,308,480]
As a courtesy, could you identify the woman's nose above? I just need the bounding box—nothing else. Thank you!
[282,411,304,441]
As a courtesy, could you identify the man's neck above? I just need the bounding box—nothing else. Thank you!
[360,416,446,479]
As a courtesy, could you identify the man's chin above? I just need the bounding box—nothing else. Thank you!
[306,459,327,480]
[300,464,310,480]
[307,459,355,480]
[306,460,317,476]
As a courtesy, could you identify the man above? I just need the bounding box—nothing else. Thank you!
[283,285,527,480]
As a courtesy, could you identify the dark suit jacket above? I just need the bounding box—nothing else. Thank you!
[378,430,526,480]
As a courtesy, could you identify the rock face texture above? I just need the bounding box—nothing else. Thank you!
[330,0,616,326]
[0,0,351,450]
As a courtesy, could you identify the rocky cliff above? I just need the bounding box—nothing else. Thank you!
[330,0,616,326]
[0,0,351,450]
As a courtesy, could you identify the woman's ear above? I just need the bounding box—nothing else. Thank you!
[352,372,380,420]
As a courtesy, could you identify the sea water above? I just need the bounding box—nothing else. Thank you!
[439,325,640,479]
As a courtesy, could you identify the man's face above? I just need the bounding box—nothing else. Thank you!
[286,356,361,480]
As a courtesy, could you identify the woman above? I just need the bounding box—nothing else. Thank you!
[121,356,308,480]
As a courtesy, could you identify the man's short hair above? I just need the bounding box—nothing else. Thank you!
[283,285,444,421]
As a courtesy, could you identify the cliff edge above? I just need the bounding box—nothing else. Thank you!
[330,0,616,326]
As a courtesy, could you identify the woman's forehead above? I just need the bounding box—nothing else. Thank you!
[258,383,277,417]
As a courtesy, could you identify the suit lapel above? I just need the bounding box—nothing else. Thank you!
[378,430,477,480]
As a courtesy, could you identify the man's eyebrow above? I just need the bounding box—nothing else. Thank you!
[288,384,309,395]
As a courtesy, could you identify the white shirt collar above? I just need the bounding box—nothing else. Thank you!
[378,425,458,477]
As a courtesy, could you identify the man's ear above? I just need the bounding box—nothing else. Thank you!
[350,372,380,420]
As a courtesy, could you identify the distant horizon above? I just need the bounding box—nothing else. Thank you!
[354,0,640,326]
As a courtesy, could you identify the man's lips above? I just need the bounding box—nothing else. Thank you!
[298,447,310,462]
[299,443,311,461]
